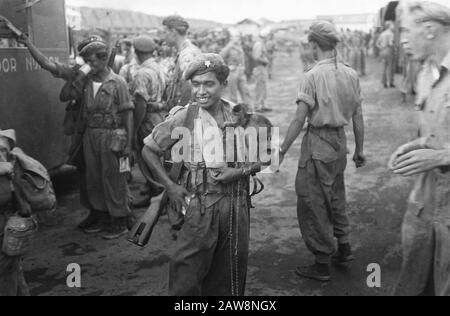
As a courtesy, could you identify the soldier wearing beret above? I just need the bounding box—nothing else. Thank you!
[129,37,168,208]
[13,33,112,231]
[162,15,201,109]
[62,40,135,240]
[279,21,366,282]
[142,54,263,296]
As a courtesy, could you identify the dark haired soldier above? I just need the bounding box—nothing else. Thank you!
[130,37,168,208]
[162,15,201,109]
[279,21,366,282]
[73,40,135,240]
[13,33,116,231]
[143,54,262,296]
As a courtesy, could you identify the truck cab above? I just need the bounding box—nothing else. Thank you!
[0,0,70,171]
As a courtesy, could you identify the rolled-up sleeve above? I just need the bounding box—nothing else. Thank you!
[144,108,187,153]
[296,74,315,109]
[132,72,152,103]
[115,78,134,112]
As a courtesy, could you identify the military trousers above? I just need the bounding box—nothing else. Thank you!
[169,194,250,296]
[225,66,253,110]
[296,129,350,264]
[254,65,268,109]
[83,128,131,218]
[380,48,395,86]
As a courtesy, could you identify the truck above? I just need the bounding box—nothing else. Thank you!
[0,0,70,173]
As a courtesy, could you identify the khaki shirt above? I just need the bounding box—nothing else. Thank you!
[408,50,450,220]
[377,29,394,50]
[130,58,167,107]
[83,70,134,126]
[167,40,201,107]
[253,40,269,66]
[296,58,362,128]
[220,41,245,67]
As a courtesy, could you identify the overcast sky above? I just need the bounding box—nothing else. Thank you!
[65,0,398,23]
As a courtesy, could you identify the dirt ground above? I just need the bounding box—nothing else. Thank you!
[24,52,419,296]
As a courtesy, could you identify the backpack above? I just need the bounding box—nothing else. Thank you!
[10,148,56,213]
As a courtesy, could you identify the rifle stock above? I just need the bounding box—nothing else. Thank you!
[128,192,166,247]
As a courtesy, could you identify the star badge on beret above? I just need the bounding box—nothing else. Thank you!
[205,60,212,68]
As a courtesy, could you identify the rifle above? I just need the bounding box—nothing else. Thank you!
[0,15,24,38]
[128,103,200,247]
[108,40,121,69]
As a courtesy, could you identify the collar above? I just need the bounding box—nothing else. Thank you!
[180,39,192,52]
[88,68,116,85]
[315,57,337,66]
[141,58,157,68]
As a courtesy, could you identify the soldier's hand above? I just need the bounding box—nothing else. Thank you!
[353,152,366,168]
[16,33,30,46]
[388,141,424,170]
[392,149,445,176]
[211,168,243,184]
[167,184,190,211]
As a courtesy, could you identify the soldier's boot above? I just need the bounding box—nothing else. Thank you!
[332,243,355,264]
[79,210,101,231]
[295,263,331,282]
[102,217,128,240]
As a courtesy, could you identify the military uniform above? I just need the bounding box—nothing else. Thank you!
[0,131,29,296]
[220,41,253,108]
[130,54,168,195]
[252,39,269,110]
[166,39,201,108]
[296,58,362,264]
[82,70,134,219]
[394,51,450,296]
[145,98,250,296]
[377,28,395,87]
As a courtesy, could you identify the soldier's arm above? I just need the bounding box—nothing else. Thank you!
[352,104,365,155]
[142,110,190,207]
[18,34,63,77]
[280,102,308,156]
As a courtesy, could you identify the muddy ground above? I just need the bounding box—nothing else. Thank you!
[24,52,419,296]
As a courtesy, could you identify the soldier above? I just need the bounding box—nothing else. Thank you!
[129,36,168,208]
[279,21,366,282]
[253,31,271,113]
[265,33,277,80]
[162,15,201,109]
[377,21,396,88]
[13,33,110,231]
[142,54,264,296]
[73,39,135,240]
[0,130,30,296]
[389,1,450,296]
[220,33,253,110]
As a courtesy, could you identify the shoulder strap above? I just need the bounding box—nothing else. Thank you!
[167,103,200,182]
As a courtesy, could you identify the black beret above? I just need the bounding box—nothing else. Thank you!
[77,35,105,53]
[133,36,157,53]
[184,53,230,82]
[162,15,190,31]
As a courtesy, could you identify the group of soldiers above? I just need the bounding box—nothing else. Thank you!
[1,0,450,297]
